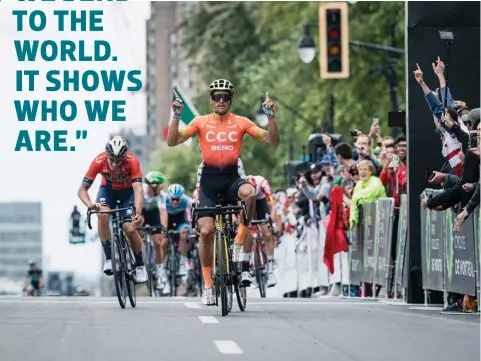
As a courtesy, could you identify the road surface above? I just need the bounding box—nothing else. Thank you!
[0,295,478,361]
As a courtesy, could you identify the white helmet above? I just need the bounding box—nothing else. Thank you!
[106,135,128,157]
[209,79,234,95]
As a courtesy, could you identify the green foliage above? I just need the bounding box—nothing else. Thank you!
[150,1,406,190]
[149,140,202,191]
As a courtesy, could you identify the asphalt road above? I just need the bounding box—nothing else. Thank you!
[0,295,478,361]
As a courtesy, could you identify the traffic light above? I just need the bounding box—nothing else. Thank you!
[319,2,350,79]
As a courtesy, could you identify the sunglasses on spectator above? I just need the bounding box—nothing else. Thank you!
[211,93,233,102]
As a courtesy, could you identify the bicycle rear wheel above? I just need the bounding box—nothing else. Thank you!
[112,234,127,309]
[126,244,136,308]
[217,231,227,316]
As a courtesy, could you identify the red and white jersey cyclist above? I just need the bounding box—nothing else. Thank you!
[247,175,274,202]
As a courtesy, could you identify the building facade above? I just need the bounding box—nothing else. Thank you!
[0,202,42,281]
[145,2,201,159]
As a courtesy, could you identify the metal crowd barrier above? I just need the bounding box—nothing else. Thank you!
[275,193,479,308]
[419,189,480,311]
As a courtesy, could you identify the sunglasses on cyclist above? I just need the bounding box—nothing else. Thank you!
[170,198,180,202]
[211,93,232,102]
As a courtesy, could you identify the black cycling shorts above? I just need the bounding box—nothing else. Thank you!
[168,212,189,231]
[142,208,162,235]
[197,164,250,219]
[254,198,270,220]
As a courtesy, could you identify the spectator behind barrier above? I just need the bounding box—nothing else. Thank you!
[349,160,386,228]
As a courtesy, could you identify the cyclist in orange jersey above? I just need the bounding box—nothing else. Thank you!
[167,79,279,305]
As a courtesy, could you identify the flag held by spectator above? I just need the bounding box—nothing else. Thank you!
[324,185,349,274]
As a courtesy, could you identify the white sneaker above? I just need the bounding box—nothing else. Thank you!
[162,281,171,295]
[268,272,277,287]
[156,277,163,290]
[179,263,187,276]
[232,244,243,263]
[135,266,148,283]
[241,271,253,286]
[202,288,215,306]
[103,260,113,276]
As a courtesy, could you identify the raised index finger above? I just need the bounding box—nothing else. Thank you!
[416,63,421,71]
[173,89,180,99]
[265,91,270,101]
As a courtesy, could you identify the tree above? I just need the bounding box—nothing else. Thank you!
[151,1,406,190]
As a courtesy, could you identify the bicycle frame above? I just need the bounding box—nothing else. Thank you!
[191,198,248,316]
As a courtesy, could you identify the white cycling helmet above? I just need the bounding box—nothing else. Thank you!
[106,135,128,157]
[209,79,235,95]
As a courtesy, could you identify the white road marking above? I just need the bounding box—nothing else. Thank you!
[198,316,218,324]
[409,306,444,311]
[214,340,243,354]
[184,302,201,309]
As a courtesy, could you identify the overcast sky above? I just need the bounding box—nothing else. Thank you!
[0,1,150,280]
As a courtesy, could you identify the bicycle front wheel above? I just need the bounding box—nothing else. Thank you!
[112,234,127,309]
[217,231,227,316]
[254,239,266,298]
[126,245,137,308]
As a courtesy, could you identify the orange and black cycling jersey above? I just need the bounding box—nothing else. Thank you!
[83,151,142,190]
[180,113,267,168]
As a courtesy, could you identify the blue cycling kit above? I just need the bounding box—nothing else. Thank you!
[166,195,193,231]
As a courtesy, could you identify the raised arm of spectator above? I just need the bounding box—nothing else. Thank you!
[379,154,392,186]
[322,134,340,173]
[433,57,456,108]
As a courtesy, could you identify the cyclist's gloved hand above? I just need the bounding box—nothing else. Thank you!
[89,202,105,211]
[172,90,184,116]
[262,91,276,117]
[132,213,143,226]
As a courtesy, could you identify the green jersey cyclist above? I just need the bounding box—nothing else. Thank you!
[139,171,169,291]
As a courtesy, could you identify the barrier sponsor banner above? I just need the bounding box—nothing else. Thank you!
[306,225,322,289]
[394,195,408,287]
[374,198,394,287]
[317,222,330,287]
[476,209,480,291]
[420,204,445,292]
[361,202,376,283]
[276,233,297,295]
[444,209,477,296]
[296,225,311,292]
[348,223,363,285]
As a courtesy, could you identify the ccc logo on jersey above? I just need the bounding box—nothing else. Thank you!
[205,131,239,143]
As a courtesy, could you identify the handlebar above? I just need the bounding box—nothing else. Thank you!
[251,217,273,227]
[191,201,248,229]
[86,202,135,230]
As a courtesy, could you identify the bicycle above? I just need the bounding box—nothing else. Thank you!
[166,226,186,297]
[137,224,164,297]
[87,201,137,309]
[250,217,272,298]
[191,194,248,317]
[185,234,203,297]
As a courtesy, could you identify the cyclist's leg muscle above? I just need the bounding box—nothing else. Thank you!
[123,222,142,253]
[235,182,256,224]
